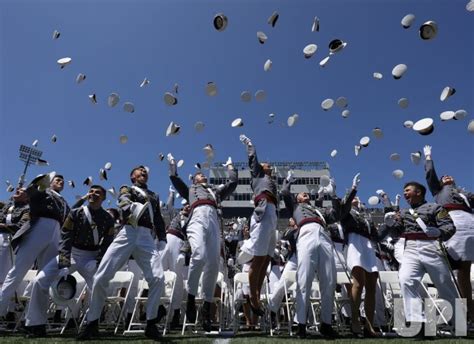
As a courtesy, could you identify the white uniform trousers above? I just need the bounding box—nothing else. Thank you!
[162,233,185,310]
[295,223,336,325]
[269,256,297,313]
[399,239,459,322]
[0,233,13,286]
[0,217,60,316]
[268,263,283,296]
[25,248,98,326]
[86,225,164,322]
[186,205,220,302]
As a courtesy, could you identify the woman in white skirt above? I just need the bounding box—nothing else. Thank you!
[340,174,379,337]
[424,145,474,321]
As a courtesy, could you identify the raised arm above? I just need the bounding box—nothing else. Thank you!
[168,153,190,202]
[216,157,238,200]
[240,135,264,178]
[423,146,442,196]
[281,177,295,215]
[340,173,360,219]
[166,186,177,219]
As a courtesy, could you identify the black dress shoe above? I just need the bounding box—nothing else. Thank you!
[296,323,307,339]
[186,294,197,323]
[24,324,47,338]
[156,305,167,323]
[145,321,161,341]
[249,302,265,317]
[170,309,181,329]
[320,322,338,338]
[76,319,99,341]
[202,301,212,332]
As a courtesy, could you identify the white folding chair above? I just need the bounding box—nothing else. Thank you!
[102,271,134,334]
[123,278,148,335]
[334,272,351,333]
[181,271,224,335]
[232,272,248,334]
[124,271,176,336]
[309,276,321,327]
[378,271,402,332]
[161,271,177,335]
[282,269,297,336]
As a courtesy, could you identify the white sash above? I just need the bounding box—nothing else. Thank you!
[408,208,428,233]
[50,189,68,222]
[204,185,217,203]
[131,186,155,227]
[458,193,470,209]
[82,206,99,246]
[312,206,327,226]
[6,206,14,225]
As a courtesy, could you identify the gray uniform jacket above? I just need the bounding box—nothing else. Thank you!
[0,201,30,235]
[12,186,70,247]
[118,183,166,241]
[385,201,456,241]
[425,159,473,211]
[59,205,115,267]
[281,179,339,228]
[340,188,378,241]
[169,163,238,213]
[246,145,277,222]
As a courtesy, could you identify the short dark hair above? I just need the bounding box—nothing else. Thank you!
[193,171,205,183]
[130,165,146,182]
[53,174,64,180]
[89,185,106,197]
[403,181,426,198]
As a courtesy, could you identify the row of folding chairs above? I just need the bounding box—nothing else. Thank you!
[231,269,464,336]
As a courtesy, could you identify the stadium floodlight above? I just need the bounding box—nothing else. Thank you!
[18,144,43,187]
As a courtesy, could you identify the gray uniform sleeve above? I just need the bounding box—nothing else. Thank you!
[281,179,295,215]
[247,145,264,178]
[169,163,190,202]
[434,204,456,241]
[340,188,357,219]
[166,190,176,220]
[425,159,442,196]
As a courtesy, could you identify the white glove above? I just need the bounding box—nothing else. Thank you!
[169,185,176,193]
[58,267,69,278]
[376,189,386,197]
[325,183,335,196]
[222,156,233,167]
[352,172,361,189]
[239,134,252,146]
[384,212,397,227]
[423,145,432,159]
[395,194,401,206]
[286,170,294,182]
[317,186,325,197]
[176,253,185,266]
[85,260,97,273]
[425,227,441,238]
[167,153,175,164]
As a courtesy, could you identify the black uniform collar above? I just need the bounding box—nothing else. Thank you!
[410,200,427,209]
[133,182,148,190]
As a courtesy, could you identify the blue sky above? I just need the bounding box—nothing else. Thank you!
[0,0,473,208]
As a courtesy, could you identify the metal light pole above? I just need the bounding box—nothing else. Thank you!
[18,144,43,187]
